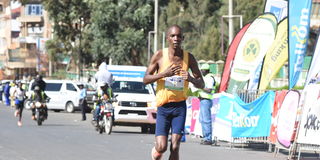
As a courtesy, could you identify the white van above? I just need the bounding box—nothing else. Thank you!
[107,65,157,133]
[26,80,83,113]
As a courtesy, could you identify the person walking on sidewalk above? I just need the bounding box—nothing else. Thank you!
[143,24,204,160]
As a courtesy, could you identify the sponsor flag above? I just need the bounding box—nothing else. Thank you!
[227,13,277,93]
[305,34,320,86]
[247,60,262,90]
[259,18,288,90]
[288,0,312,89]
[219,24,251,93]
[269,90,288,144]
[264,0,288,22]
[276,90,300,148]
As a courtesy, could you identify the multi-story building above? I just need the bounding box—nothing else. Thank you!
[0,0,51,80]
[311,0,320,31]
[0,0,10,79]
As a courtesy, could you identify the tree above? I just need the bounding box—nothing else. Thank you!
[158,0,265,62]
[159,0,223,61]
[89,0,154,66]
[42,0,91,74]
[45,38,64,75]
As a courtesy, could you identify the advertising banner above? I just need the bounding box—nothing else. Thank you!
[259,18,288,90]
[264,0,288,22]
[305,35,320,86]
[288,0,312,89]
[297,84,320,145]
[219,24,251,93]
[227,13,277,93]
[247,61,262,90]
[231,91,275,138]
[190,98,202,136]
[269,90,288,144]
[276,90,300,148]
[213,93,234,142]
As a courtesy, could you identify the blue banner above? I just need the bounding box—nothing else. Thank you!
[288,0,312,89]
[216,94,234,123]
[231,91,275,137]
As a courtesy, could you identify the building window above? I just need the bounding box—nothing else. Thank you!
[312,2,320,18]
[25,4,43,16]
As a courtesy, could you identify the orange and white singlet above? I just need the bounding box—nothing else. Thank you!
[156,48,189,107]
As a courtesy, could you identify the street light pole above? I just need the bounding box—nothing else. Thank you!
[228,0,234,45]
[78,17,83,81]
[154,0,158,53]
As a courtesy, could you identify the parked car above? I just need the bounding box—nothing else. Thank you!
[25,79,94,113]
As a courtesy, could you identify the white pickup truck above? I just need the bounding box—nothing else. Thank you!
[108,65,157,133]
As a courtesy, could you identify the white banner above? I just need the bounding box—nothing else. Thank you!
[264,0,288,22]
[297,84,320,145]
[227,13,277,93]
[305,34,320,86]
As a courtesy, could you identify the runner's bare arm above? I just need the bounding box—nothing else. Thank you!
[181,53,204,89]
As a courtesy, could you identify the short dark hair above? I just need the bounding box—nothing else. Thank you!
[166,24,183,37]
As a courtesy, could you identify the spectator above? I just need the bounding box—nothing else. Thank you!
[4,81,11,106]
[78,84,87,121]
[0,81,3,103]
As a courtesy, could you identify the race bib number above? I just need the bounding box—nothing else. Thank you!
[164,76,184,91]
[18,96,24,101]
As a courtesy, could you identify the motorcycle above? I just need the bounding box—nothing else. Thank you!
[31,98,50,126]
[93,95,117,134]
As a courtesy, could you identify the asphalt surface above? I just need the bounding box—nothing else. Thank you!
[0,103,291,160]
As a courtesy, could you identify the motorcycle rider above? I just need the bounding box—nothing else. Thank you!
[94,61,113,87]
[31,74,46,91]
[92,82,113,126]
[30,86,49,120]
[92,61,113,125]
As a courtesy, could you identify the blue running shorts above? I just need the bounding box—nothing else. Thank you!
[155,101,186,136]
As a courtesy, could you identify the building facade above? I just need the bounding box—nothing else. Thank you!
[0,0,51,80]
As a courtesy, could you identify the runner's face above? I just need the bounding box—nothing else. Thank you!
[167,27,183,49]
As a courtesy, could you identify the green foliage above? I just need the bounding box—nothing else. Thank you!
[89,0,154,65]
[45,38,64,62]
[159,0,223,61]
[158,0,265,62]
[267,85,304,91]
[51,69,68,79]
[40,0,265,66]
[42,0,91,64]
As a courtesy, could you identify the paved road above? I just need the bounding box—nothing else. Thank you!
[0,104,289,160]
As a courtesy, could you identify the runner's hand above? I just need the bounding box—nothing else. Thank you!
[163,63,181,77]
[181,70,190,81]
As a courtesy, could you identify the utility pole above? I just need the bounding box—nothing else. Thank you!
[228,0,234,45]
[154,0,158,52]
